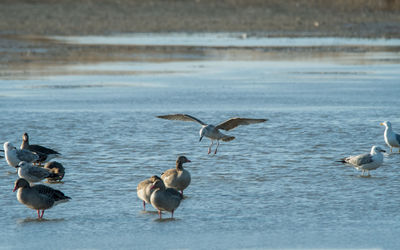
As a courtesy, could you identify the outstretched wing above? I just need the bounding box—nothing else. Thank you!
[157,114,206,126]
[216,118,268,131]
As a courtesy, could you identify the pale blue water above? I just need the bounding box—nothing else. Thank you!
[0,36,400,249]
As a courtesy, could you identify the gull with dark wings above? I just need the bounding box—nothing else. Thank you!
[157,114,267,154]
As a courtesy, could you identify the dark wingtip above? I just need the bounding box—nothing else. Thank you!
[336,159,346,163]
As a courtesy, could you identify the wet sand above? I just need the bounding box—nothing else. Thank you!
[1,0,400,70]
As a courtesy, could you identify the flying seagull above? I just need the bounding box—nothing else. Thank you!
[380,121,400,153]
[157,114,267,154]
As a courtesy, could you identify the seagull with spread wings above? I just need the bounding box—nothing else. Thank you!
[157,114,267,154]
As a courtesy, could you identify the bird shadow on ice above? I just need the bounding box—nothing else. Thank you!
[17,217,65,224]
[140,210,158,215]
[153,217,179,223]
[349,174,386,180]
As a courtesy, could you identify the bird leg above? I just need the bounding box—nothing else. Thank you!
[143,201,146,211]
[40,210,45,219]
[37,210,41,219]
[171,210,174,218]
[208,141,214,154]
[214,140,220,154]
[158,210,162,219]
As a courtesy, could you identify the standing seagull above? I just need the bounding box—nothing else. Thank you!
[380,121,400,153]
[20,132,61,164]
[161,156,191,196]
[17,161,59,184]
[157,114,267,154]
[338,146,386,176]
[3,142,39,168]
[13,178,70,219]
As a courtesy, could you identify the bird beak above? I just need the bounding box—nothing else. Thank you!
[199,136,203,142]
[381,149,386,153]
[12,186,17,192]
[150,185,155,190]
[380,123,384,125]
[187,160,191,163]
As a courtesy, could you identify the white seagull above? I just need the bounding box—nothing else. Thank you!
[3,142,39,168]
[17,161,59,183]
[338,146,386,176]
[380,121,400,153]
[157,114,267,154]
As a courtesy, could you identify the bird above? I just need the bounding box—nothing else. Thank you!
[157,114,267,154]
[43,161,65,182]
[161,156,191,196]
[3,142,39,168]
[150,179,183,219]
[20,132,61,164]
[338,146,386,176]
[13,178,71,219]
[17,161,59,183]
[380,121,400,153]
[137,175,162,211]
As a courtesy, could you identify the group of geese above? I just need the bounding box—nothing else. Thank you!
[2,114,400,220]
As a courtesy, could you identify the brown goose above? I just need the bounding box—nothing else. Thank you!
[157,114,267,154]
[13,178,71,219]
[20,133,61,164]
[43,161,65,182]
[137,175,161,210]
[150,179,183,219]
[161,156,191,195]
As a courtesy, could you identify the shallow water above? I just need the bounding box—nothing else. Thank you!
[1,36,400,249]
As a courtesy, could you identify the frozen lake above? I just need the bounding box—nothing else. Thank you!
[0,35,400,249]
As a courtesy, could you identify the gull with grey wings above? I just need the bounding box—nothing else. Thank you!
[157,114,267,154]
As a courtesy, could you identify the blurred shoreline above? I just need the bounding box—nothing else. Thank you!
[1,0,399,71]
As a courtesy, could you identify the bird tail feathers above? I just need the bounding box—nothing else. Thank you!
[222,136,235,142]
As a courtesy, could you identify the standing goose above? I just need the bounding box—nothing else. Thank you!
[161,156,191,195]
[3,142,39,168]
[157,114,267,154]
[338,146,386,176]
[150,179,183,219]
[380,121,400,153]
[137,175,162,211]
[13,178,70,219]
[17,161,59,183]
[20,132,61,164]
